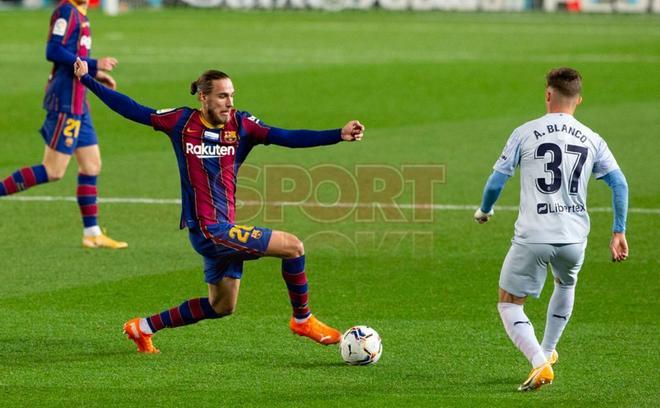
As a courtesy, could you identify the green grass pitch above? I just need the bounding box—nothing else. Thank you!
[0,8,659,407]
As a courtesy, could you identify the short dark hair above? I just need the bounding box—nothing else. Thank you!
[546,67,582,97]
[190,70,230,95]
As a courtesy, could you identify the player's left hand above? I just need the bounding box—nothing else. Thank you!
[610,232,628,262]
[95,71,117,90]
[474,207,494,224]
[341,120,365,141]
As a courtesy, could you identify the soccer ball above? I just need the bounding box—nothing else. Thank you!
[340,326,382,365]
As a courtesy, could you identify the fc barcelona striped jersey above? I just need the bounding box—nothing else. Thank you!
[43,0,96,114]
[150,108,269,228]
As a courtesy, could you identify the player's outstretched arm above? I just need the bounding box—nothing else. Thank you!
[74,58,155,126]
[601,169,629,262]
[266,120,364,148]
[474,170,510,224]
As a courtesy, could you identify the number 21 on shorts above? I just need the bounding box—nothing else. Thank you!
[229,225,255,243]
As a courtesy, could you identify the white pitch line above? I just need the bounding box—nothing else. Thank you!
[2,195,659,215]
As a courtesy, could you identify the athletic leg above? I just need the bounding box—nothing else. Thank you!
[0,145,66,196]
[498,290,547,369]
[123,278,239,354]
[498,242,554,390]
[541,242,585,359]
[75,145,127,248]
[266,230,340,345]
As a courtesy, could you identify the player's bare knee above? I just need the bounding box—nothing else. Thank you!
[208,297,235,316]
[44,166,65,181]
[498,288,526,304]
[212,303,235,317]
[80,163,101,176]
[288,236,305,258]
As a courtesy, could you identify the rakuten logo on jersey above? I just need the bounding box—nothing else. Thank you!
[185,142,235,158]
[537,203,585,215]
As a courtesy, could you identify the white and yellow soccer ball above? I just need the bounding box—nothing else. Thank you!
[340,326,382,365]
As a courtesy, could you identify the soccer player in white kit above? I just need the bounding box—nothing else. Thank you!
[474,68,629,391]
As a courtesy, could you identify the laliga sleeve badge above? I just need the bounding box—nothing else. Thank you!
[52,18,67,36]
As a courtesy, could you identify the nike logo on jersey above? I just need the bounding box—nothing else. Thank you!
[552,314,569,321]
[514,321,531,326]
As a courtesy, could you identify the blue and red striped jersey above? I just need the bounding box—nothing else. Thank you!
[43,0,95,115]
[151,108,270,228]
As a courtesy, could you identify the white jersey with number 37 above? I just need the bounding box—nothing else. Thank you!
[494,113,619,244]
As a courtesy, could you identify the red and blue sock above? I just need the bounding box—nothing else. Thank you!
[0,165,48,196]
[77,173,98,228]
[146,298,221,333]
[282,256,311,321]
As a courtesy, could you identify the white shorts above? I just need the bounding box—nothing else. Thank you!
[499,241,587,298]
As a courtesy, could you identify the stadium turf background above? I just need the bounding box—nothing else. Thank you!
[0,9,658,407]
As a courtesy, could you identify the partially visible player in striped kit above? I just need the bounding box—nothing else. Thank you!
[0,0,126,249]
[74,59,365,353]
[474,68,629,391]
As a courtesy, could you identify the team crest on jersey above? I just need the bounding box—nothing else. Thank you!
[250,230,262,239]
[222,131,237,144]
[65,137,74,147]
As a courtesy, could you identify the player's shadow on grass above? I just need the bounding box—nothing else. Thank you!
[0,337,128,366]
[474,377,527,394]
[281,361,347,369]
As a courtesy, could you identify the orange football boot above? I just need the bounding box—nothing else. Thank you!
[518,362,554,391]
[123,318,159,354]
[83,229,128,249]
[289,315,341,345]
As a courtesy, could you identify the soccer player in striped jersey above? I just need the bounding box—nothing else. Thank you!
[0,0,126,249]
[474,68,629,391]
[74,59,365,352]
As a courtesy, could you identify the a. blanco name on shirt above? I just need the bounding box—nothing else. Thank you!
[185,142,235,158]
[534,123,587,143]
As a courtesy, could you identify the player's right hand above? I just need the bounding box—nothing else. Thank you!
[74,57,88,79]
[98,57,118,71]
[474,208,494,224]
[610,232,628,262]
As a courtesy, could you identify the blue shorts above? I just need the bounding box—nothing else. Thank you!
[189,223,273,284]
[40,111,97,155]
